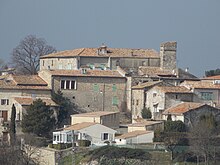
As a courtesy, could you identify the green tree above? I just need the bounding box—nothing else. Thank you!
[52,90,78,127]
[205,68,220,77]
[10,104,16,145]
[141,107,152,119]
[164,120,186,132]
[21,99,55,137]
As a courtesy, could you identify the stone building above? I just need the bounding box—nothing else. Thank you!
[39,69,127,112]
[0,75,52,123]
[145,85,193,120]
[162,102,220,129]
[181,80,220,107]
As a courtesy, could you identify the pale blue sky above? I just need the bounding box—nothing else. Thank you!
[0,0,220,77]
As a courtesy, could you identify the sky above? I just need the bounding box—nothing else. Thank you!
[0,0,220,77]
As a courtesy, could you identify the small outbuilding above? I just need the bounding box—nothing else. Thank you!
[71,111,119,129]
[115,130,154,145]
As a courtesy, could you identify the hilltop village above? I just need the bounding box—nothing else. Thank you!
[1,41,220,164]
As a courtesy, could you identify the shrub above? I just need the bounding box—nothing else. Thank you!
[141,107,152,119]
[77,140,91,147]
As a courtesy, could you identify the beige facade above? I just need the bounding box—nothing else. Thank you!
[145,86,193,120]
[71,111,119,129]
[127,120,164,132]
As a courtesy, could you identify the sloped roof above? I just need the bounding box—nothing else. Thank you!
[128,120,164,127]
[163,102,205,115]
[47,69,124,78]
[116,130,153,139]
[202,75,220,80]
[14,97,58,106]
[64,122,98,131]
[181,80,220,89]
[71,111,118,117]
[132,81,162,89]
[138,66,175,77]
[154,86,192,94]
[40,47,159,59]
[0,75,50,90]
[12,75,48,86]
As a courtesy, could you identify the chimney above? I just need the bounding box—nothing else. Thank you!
[185,67,189,72]
[98,43,107,55]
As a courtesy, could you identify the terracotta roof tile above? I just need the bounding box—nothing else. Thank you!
[163,102,205,115]
[181,80,220,89]
[41,47,159,59]
[14,97,58,106]
[71,111,118,117]
[138,66,175,77]
[203,75,220,80]
[155,86,192,93]
[64,122,97,131]
[47,69,124,78]
[12,75,47,86]
[132,81,162,89]
[128,120,164,127]
[116,130,153,139]
[0,77,50,90]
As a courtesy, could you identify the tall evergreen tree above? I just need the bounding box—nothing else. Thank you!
[21,99,55,137]
[10,104,16,145]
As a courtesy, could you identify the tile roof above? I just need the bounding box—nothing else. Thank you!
[163,102,205,115]
[47,69,124,78]
[155,86,192,93]
[71,111,118,117]
[116,130,153,139]
[14,97,58,106]
[64,122,97,131]
[202,75,220,80]
[132,81,162,89]
[128,120,164,127]
[0,77,50,90]
[40,47,159,59]
[12,75,48,86]
[138,66,175,77]
[181,80,220,89]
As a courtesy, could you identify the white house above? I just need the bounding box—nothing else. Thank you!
[115,130,154,145]
[53,122,117,145]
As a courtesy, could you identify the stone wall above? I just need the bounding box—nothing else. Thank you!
[160,41,177,71]
[53,76,127,112]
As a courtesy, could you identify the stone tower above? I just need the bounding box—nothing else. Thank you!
[160,41,177,71]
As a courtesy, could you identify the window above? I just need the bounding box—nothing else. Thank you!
[93,84,99,92]
[101,133,109,140]
[42,60,44,66]
[67,134,72,142]
[153,93,157,97]
[67,64,72,70]
[112,96,118,105]
[1,99,9,105]
[201,92,213,100]
[51,60,53,66]
[53,135,56,141]
[136,99,139,105]
[175,95,178,99]
[58,64,63,69]
[112,84,117,92]
[60,80,76,90]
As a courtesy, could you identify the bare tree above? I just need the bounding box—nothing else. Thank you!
[189,114,218,165]
[11,35,56,75]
